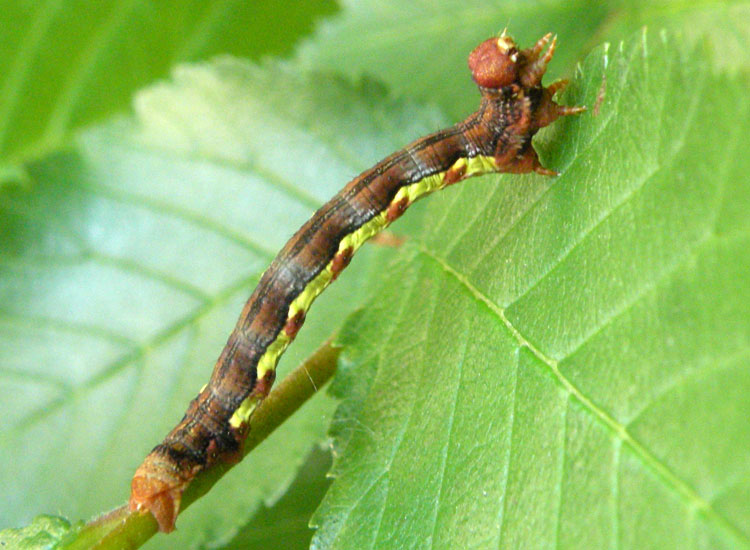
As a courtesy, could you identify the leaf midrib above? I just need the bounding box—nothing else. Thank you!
[419,243,749,547]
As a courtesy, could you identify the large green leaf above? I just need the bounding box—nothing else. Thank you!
[311,29,750,550]
[0,0,337,184]
[0,58,445,549]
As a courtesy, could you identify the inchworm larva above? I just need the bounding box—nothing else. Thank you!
[130,31,585,532]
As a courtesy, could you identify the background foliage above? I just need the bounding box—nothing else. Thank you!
[1,1,749,549]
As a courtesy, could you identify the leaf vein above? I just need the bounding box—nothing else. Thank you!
[496,349,519,548]
[319,258,424,544]
[372,263,443,546]
[116,136,324,211]
[77,180,277,259]
[87,250,211,302]
[7,272,258,435]
[612,439,622,550]
[625,346,750,430]
[0,311,136,347]
[504,66,707,317]
[554,396,570,549]
[428,311,469,549]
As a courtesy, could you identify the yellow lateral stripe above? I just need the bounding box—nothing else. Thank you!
[229,395,261,428]
[229,155,497,428]
[464,154,498,176]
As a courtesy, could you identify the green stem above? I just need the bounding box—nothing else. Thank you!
[63,340,340,550]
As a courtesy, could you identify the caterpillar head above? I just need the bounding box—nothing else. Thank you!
[468,32,522,88]
[469,32,557,89]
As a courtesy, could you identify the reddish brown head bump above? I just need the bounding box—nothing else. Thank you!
[468,34,520,88]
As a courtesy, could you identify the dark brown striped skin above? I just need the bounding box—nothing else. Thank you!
[130,33,585,532]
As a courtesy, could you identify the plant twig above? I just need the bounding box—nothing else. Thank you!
[63,339,340,550]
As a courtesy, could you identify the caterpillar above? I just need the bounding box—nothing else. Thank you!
[129,32,585,532]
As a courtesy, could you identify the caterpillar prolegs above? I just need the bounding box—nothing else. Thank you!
[129,32,585,532]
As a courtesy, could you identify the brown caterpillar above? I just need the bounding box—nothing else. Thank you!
[129,32,584,532]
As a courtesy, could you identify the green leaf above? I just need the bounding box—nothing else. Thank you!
[295,0,750,122]
[0,516,80,550]
[603,1,750,73]
[0,59,444,549]
[217,446,332,550]
[0,0,337,186]
[311,29,750,550]
[296,0,610,120]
